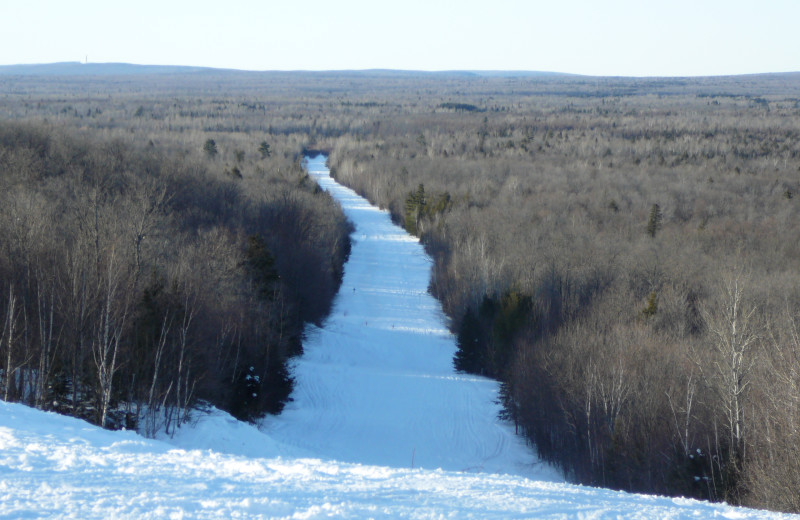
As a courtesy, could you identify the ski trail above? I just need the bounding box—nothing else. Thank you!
[266,155,559,480]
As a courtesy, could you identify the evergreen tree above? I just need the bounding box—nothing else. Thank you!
[258,140,271,159]
[415,183,426,208]
[244,235,279,299]
[404,183,426,236]
[647,203,662,237]
[490,291,532,376]
[203,138,218,159]
[454,307,485,374]
[261,350,294,415]
[427,192,452,218]
[641,291,658,319]
[230,366,262,422]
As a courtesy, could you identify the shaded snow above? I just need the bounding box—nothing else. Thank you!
[0,155,795,518]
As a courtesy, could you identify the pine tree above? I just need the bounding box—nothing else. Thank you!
[403,194,418,235]
[261,350,294,415]
[415,183,426,208]
[244,235,279,299]
[490,291,532,375]
[454,307,485,374]
[404,183,426,236]
[203,138,218,159]
[641,291,658,319]
[258,140,271,159]
[646,203,662,237]
[428,192,452,217]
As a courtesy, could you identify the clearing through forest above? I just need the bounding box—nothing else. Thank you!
[265,154,556,478]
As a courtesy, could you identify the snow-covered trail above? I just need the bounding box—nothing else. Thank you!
[266,154,555,478]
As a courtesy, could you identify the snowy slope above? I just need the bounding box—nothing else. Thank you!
[264,154,553,477]
[2,400,795,519]
[1,155,796,518]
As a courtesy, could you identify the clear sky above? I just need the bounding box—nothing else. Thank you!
[1,0,798,77]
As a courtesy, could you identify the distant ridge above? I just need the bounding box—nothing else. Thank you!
[0,62,219,76]
[0,62,572,78]
[321,69,575,78]
[464,70,578,78]
[0,62,796,80]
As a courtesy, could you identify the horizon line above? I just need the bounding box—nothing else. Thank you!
[1,61,799,80]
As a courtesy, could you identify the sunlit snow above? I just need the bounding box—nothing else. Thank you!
[264,154,552,476]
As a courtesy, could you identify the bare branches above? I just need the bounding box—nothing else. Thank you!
[699,273,761,462]
[91,249,131,429]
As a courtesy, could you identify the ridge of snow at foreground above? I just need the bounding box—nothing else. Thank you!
[0,155,795,518]
[2,401,795,519]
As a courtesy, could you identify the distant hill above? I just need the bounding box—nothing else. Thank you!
[464,70,578,78]
[0,62,795,81]
[320,69,574,78]
[0,62,573,78]
[0,62,218,76]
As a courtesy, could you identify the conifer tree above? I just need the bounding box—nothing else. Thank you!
[203,138,218,159]
[641,291,658,319]
[404,183,426,236]
[647,203,662,237]
[258,140,271,159]
[454,307,485,374]
[244,235,279,300]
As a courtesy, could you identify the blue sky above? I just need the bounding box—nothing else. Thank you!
[1,0,797,76]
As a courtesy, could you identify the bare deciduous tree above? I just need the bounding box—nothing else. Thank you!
[92,250,131,429]
[700,274,760,467]
[2,285,18,401]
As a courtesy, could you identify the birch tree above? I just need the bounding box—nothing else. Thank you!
[700,274,760,474]
[2,285,18,401]
[92,250,131,429]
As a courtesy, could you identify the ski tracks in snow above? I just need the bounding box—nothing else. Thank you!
[266,155,559,480]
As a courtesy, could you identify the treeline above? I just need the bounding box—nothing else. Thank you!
[0,121,351,434]
[319,75,800,512]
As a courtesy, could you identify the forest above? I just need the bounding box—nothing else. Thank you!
[0,72,353,434]
[1,69,799,512]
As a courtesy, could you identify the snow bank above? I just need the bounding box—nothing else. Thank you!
[2,401,793,519]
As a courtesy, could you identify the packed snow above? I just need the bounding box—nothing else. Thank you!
[264,154,554,477]
[0,154,795,519]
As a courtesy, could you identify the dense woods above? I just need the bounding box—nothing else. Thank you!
[320,73,800,512]
[0,78,352,433]
[1,69,800,512]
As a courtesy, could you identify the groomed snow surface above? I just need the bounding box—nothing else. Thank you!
[268,155,555,477]
[0,155,794,519]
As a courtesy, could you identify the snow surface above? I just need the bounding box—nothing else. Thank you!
[2,402,794,519]
[264,154,555,477]
[0,154,795,519]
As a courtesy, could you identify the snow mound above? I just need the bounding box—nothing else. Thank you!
[1,401,792,519]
